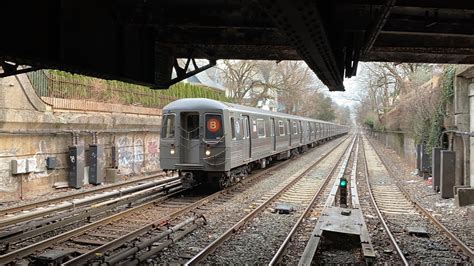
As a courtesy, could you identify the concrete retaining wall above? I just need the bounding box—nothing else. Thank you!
[371,131,417,168]
[0,74,163,201]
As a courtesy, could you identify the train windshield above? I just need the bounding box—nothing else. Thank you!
[162,114,175,138]
[205,114,223,140]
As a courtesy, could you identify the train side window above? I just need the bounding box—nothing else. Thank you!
[230,117,236,140]
[293,121,298,135]
[205,114,223,140]
[278,120,285,136]
[257,118,266,138]
[162,114,175,138]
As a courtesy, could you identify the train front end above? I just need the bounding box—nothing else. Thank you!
[160,99,228,188]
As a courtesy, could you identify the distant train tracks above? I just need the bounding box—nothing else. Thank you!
[364,135,473,263]
[0,135,348,265]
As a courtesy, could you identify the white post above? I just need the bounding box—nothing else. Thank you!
[468,80,474,187]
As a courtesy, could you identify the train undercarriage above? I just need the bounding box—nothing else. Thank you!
[178,140,331,189]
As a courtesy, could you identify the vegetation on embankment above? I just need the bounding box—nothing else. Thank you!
[28,70,228,109]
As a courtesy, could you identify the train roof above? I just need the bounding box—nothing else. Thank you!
[163,98,344,126]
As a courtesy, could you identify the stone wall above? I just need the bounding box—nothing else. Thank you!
[371,131,417,168]
[0,74,162,201]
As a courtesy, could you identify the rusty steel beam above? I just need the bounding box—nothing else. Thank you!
[259,0,344,91]
[363,0,396,55]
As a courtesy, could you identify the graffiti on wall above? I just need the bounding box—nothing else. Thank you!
[146,138,160,171]
[116,135,149,174]
[117,136,134,174]
[134,138,144,173]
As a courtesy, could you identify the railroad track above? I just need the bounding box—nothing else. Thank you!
[292,134,375,265]
[184,135,354,265]
[0,172,176,227]
[363,134,473,263]
[0,136,349,265]
[270,136,359,265]
[0,179,182,253]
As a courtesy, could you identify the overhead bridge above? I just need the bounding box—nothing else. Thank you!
[1,0,473,91]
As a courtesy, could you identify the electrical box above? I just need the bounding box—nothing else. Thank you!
[11,159,27,174]
[26,158,37,173]
[89,144,105,185]
[111,146,119,168]
[68,145,85,188]
[46,157,58,170]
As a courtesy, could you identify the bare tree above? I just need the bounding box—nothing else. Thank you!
[219,60,261,104]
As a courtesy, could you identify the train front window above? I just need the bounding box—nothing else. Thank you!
[182,113,200,139]
[205,114,223,140]
[162,114,175,139]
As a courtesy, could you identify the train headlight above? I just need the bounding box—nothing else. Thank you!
[170,148,175,155]
[205,149,211,156]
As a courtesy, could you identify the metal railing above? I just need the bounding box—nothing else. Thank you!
[26,70,178,109]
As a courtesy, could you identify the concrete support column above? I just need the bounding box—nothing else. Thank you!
[440,150,456,199]
[432,147,444,192]
[454,136,465,186]
[469,82,474,187]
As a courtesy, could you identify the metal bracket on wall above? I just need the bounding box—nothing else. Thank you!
[153,58,216,89]
[0,60,38,77]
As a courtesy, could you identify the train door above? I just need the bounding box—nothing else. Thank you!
[180,112,200,164]
[287,119,291,146]
[242,115,251,161]
[270,118,276,151]
[299,121,303,144]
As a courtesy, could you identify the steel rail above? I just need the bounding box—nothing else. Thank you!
[0,186,186,265]
[269,135,356,265]
[186,135,354,265]
[0,175,180,228]
[361,136,408,266]
[0,180,182,245]
[0,171,173,217]
[65,136,350,265]
[365,135,474,261]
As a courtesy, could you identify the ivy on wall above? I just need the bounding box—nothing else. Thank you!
[424,65,455,155]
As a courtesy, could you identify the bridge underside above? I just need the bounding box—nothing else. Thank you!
[1,0,473,91]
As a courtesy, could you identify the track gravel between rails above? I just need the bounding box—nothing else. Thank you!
[357,137,404,264]
[150,137,349,264]
[363,135,469,264]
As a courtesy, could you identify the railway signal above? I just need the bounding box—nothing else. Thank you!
[339,177,348,207]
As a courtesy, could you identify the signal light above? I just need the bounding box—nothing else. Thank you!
[339,177,348,207]
[339,178,347,188]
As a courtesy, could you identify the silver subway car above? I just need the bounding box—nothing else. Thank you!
[160,98,349,188]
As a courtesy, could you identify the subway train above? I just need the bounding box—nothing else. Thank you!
[160,98,349,188]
